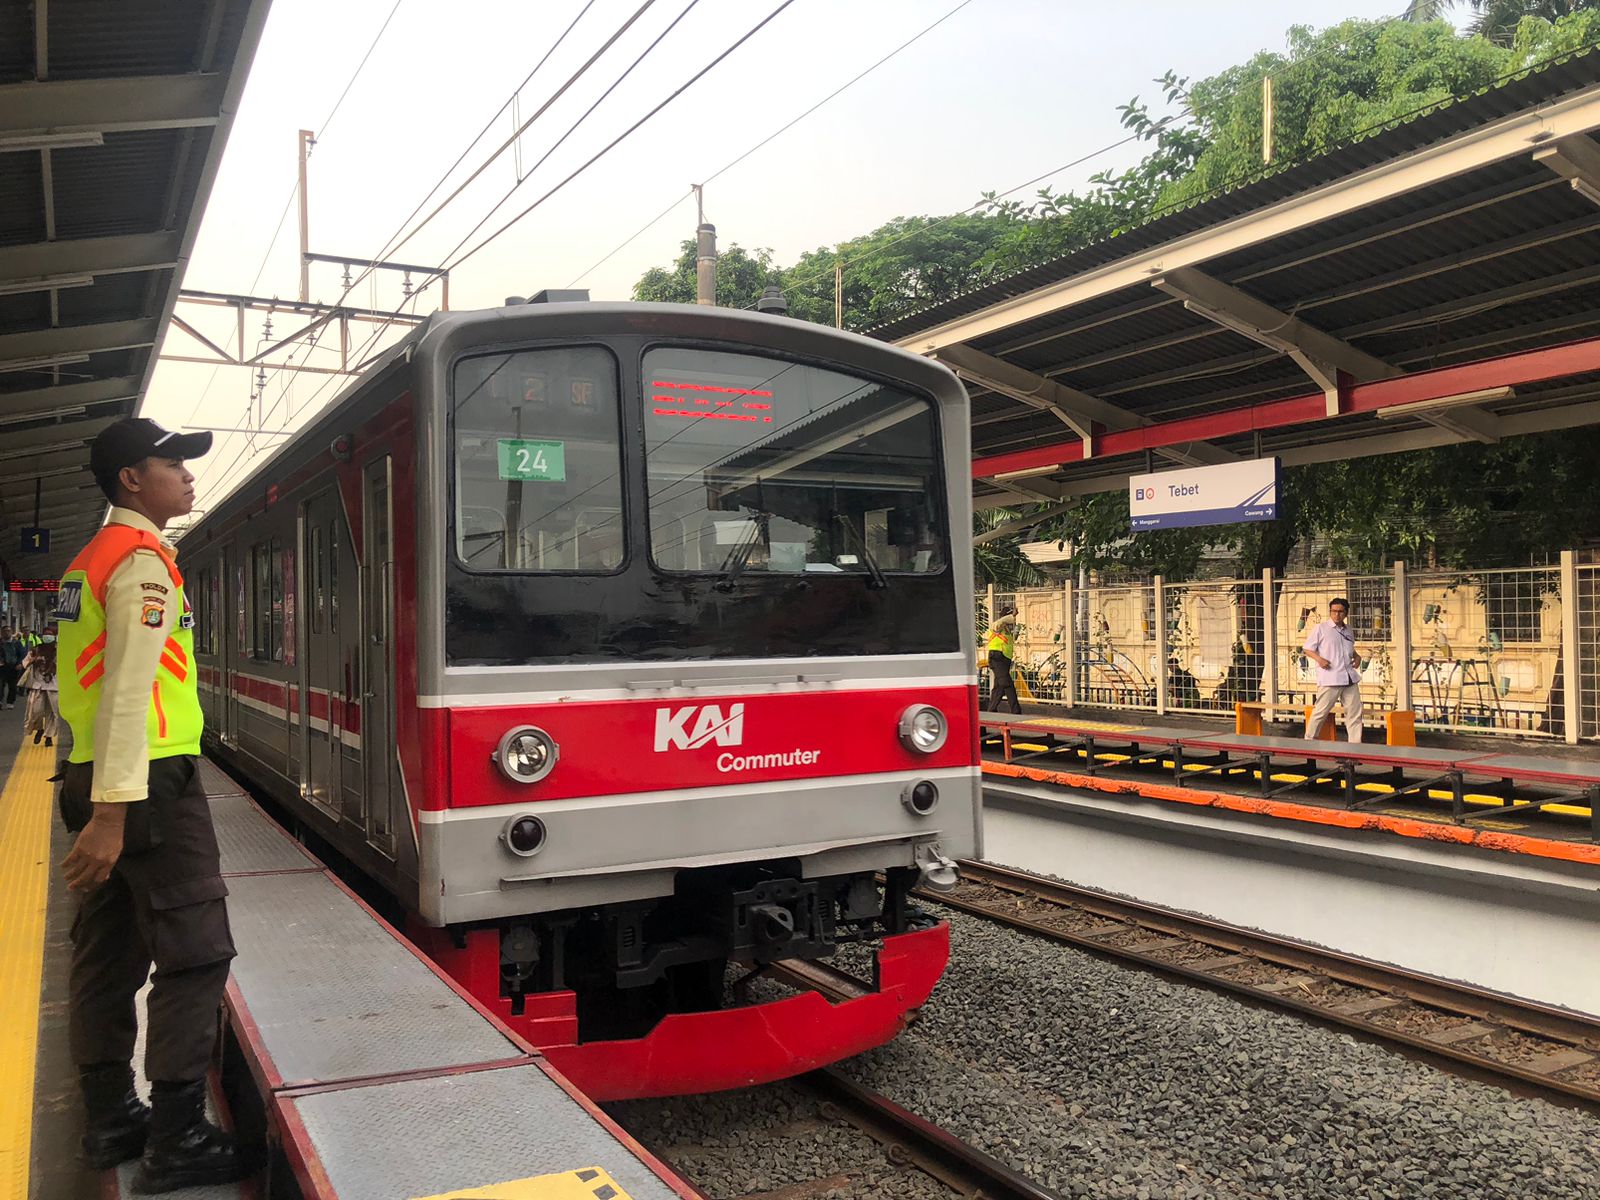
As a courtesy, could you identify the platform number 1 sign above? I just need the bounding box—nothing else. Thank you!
[20,526,49,554]
[497,439,565,482]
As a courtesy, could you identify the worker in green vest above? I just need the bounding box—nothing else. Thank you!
[983,607,1022,714]
[56,418,247,1193]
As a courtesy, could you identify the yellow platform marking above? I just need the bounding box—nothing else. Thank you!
[1008,717,1146,733]
[414,1165,633,1200]
[0,743,56,1200]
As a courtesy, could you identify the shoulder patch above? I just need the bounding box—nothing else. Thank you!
[142,582,169,595]
[54,581,83,622]
[141,601,165,628]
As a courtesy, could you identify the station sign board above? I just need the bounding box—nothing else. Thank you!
[20,526,49,554]
[1129,457,1278,531]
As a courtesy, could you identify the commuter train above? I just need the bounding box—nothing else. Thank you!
[180,298,981,1100]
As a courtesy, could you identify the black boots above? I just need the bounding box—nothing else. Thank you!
[130,1079,248,1193]
[79,1062,150,1168]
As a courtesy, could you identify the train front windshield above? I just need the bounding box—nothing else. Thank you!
[449,341,959,663]
[642,347,947,580]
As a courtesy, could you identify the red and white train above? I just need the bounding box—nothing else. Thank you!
[182,297,981,1099]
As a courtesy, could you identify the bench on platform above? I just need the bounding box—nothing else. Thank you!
[1235,701,1417,747]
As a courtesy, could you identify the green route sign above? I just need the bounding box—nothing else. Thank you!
[497,439,566,482]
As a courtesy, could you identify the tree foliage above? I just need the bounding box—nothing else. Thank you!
[631,4,1600,576]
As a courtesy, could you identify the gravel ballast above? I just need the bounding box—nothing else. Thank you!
[613,904,1600,1200]
[835,904,1600,1200]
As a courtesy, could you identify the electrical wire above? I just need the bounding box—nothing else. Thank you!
[445,0,803,274]
[567,0,979,288]
[175,0,408,432]
[436,0,705,269]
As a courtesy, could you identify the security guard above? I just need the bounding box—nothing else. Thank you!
[983,608,1022,714]
[57,418,246,1192]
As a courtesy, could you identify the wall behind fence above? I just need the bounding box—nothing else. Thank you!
[977,556,1594,743]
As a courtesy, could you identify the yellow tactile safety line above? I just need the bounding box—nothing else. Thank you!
[0,742,56,1200]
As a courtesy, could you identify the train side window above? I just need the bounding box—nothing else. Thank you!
[328,521,339,633]
[251,540,284,662]
[451,345,625,573]
[309,526,324,635]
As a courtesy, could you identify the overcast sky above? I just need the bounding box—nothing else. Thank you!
[150,0,1428,506]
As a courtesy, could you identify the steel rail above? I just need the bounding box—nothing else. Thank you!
[920,861,1600,1107]
[797,1068,1064,1200]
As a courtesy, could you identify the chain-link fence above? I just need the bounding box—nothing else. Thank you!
[978,555,1597,741]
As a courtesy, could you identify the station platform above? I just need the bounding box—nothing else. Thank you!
[976,708,1600,1015]
[0,710,693,1200]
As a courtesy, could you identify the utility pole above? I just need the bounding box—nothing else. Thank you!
[834,259,844,329]
[298,129,316,302]
[693,184,716,306]
[1261,77,1275,165]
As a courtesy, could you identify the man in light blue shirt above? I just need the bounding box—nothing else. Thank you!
[1303,596,1364,742]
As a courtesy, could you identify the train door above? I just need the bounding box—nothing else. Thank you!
[360,456,398,858]
[300,492,341,816]
[221,545,239,747]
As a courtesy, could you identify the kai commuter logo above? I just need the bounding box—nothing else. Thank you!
[654,703,745,752]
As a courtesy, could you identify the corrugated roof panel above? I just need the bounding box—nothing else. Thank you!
[0,290,50,337]
[872,47,1600,343]
[44,0,214,79]
[0,164,46,248]
[51,130,186,239]
[0,4,32,84]
[57,269,167,325]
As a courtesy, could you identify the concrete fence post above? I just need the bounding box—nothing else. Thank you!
[1261,568,1278,705]
[1561,550,1580,745]
[1154,575,1168,716]
[1392,560,1412,713]
[1062,578,1076,708]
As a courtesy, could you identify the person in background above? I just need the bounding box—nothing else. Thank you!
[983,608,1023,714]
[1303,596,1364,743]
[21,637,59,746]
[0,626,23,708]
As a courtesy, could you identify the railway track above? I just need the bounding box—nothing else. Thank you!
[917,861,1600,1108]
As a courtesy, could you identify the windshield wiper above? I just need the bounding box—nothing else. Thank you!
[714,512,769,592]
[835,515,888,589]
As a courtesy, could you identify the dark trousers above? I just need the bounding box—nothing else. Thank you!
[0,664,17,706]
[62,755,236,1084]
[986,650,1021,714]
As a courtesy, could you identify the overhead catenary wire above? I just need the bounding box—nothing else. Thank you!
[444,0,803,274]
[192,0,648,494]
[566,0,979,288]
[175,0,409,433]
[436,0,706,269]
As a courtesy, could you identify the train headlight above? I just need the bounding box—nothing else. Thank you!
[501,814,547,856]
[493,726,559,784]
[897,704,948,754]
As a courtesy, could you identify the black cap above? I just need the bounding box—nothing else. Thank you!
[91,418,212,496]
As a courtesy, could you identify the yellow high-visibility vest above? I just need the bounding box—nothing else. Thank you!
[985,626,1015,659]
[56,523,202,763]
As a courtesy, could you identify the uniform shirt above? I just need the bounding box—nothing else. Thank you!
[92,507,185,804]
[1303,618,1360,688]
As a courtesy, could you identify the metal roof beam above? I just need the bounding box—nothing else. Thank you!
[971,333,1600,478]
[1151,266,1398,416]
[937,343,1235,465]
[0,319,159,366]
[0,231,180,280]
[1533,134,1600,207]
[897,84,1600,354]
[0,74,226,138]
[0,375,139,420]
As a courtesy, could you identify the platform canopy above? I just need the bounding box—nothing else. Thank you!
[0,0,270,586]
[872,48,1600,512]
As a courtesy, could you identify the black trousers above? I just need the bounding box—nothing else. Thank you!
[986,650,1022,714]
[0,664,17,706]
[61,755,236,1084]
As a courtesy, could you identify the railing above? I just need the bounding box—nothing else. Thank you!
[978,554,1595,743]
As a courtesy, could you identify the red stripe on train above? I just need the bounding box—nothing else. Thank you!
[444,685,975,809]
